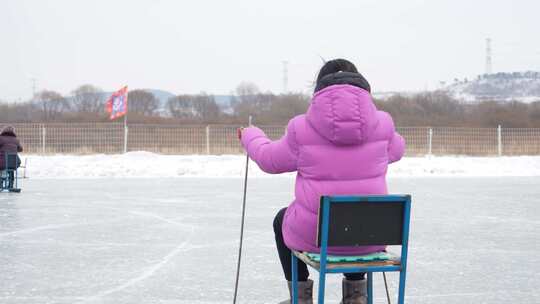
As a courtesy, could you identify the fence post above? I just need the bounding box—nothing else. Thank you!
[428,128,433,156]
[498,125,502,156]
[41,124,46,155]
[123,124,128,154]
[206,125,210,155]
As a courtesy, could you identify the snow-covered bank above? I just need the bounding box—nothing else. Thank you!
[20,152,540,179]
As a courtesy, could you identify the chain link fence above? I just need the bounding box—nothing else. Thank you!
[1,123,539,156]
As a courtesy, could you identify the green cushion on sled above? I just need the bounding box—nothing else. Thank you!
[304,251,393,263]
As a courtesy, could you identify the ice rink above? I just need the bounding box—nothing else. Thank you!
[1,177,539,303]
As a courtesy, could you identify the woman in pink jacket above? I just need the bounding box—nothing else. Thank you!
[239,59,405,304]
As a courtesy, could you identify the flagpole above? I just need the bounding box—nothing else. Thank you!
[123,86,128,154]
[123,112,128,154]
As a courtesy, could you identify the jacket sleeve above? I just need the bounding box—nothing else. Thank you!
[380,111,405,163]
[240,119,299,174]
[388,132,405,163]
[16,139,23,153]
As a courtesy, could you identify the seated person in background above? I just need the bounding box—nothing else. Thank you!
[0,126,23,188]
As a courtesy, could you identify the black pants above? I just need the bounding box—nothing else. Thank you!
[273,207,365,281]
[8,171,14,187]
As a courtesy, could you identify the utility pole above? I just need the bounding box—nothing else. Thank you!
[30,78,37,100]
[485,38,492,75]
[282,60,288,94]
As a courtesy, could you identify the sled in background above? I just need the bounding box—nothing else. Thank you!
[1,153,21,193]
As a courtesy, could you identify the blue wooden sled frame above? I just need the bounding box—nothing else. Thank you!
[291,195,411,304]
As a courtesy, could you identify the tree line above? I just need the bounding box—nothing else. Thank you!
[1,83,540,127]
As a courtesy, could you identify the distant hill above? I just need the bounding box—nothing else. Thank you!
[138,90,234,115]
[213,95,234,107]
[140,90,233,107]
[144,89,175,107]
[444,71,540,103]
[102,89,175,107]
[140,89,174,116]
[98,89,176,116]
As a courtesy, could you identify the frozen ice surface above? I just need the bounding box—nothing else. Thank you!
[1,177,539,303]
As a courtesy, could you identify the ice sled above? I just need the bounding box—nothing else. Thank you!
[291,195,411,304]
[1,153,21,193]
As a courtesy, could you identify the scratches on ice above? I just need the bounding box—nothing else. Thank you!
[0,216,130,239]
[128,210,194,229]
[75,210,196,304]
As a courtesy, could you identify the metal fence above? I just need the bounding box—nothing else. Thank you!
[2,123,539,156]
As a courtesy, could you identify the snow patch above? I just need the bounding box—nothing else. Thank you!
[19,152,540,179]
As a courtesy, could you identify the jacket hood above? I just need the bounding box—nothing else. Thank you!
[306,84,378,145]
[0,129,16,137]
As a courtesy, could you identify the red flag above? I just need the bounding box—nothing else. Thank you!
[106,86,128,120]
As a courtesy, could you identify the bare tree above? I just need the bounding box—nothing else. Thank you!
[0,101,40,122]
[232,82,275,121]
[267,93,310,123]
[167,95,197,119]
[71,84,104,114]
[128,90,159,116]
[167,93,220,121]
[34,90,70,121]
[193,93,220,121]
[235,82,260,102]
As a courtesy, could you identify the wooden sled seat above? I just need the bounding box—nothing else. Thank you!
[293,250,400,270]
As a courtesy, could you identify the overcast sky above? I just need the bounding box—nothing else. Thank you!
[1,0,539,101]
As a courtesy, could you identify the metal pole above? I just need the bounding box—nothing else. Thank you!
[206,125,210,155]
[428,128,433,156]
[497,125,502,156]
[233,116,252,304]
[23,158,28,179]
[42,125,46,155]
[383,272,392,304]
[123,114,128,154]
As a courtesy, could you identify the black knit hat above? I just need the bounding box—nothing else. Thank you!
[0,126,16,136]
[314,59,371,93]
